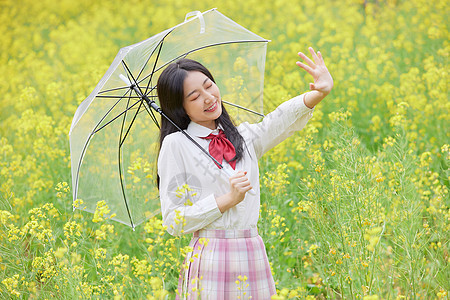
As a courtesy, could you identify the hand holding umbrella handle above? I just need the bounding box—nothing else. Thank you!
[221,168,256,196]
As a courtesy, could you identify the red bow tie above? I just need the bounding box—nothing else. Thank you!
[202,129,236,170]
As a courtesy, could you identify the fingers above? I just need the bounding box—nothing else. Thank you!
[317,50,324,63]
[230,170,246,179]
[309,47,320,63]
[297,51,315,68]
[229,171,253,192]
[298,47,325,68]
[235,181,253,193]
[296,61,314,74]
[230,173,251,187]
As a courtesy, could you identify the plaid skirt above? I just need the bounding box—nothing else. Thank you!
[176,228,276,300]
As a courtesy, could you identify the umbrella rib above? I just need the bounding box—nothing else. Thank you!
[93,98,142,134]
[144,40,164,96]
[98,86,157,96]
[117,96,137,229]
[179,39,269,61]
[222,99,265,117]
[97,95,144,99]
[98,86,130,95]
[142,100,160,129]
[119,99,144,148]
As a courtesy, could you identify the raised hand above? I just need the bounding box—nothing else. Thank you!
[296,47,333,96]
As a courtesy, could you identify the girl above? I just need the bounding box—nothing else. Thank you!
[157,47,333,299]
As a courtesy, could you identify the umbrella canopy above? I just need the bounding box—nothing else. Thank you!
[69,8,269,229]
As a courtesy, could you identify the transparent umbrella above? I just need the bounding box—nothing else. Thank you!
[69,8,269,229]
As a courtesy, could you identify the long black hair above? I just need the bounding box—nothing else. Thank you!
[157,58,245,163]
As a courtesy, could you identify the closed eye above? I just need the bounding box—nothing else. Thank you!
[203,78,213,88]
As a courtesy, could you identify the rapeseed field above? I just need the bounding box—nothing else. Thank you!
[0,0,448,298]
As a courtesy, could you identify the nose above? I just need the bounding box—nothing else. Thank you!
[204,92,214,103]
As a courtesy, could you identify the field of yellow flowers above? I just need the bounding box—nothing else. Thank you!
[1,0,448,298]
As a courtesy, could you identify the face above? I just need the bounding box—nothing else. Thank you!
[182,71,222,130]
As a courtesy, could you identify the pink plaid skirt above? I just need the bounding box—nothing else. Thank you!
[176,228,276,300]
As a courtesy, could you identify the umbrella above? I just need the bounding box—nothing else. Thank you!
[69,8,269,229]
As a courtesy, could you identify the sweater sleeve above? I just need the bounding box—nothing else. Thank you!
[157,134,222,236]
[239,93,314,159]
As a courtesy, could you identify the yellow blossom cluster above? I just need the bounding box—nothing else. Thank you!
[263,163,290,196]
[92,200,117,223]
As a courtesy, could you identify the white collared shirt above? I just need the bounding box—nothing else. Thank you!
[158,94,314,236]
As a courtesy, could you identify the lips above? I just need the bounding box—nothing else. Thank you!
[205,101,218,112]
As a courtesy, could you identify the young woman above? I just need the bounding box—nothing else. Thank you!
[157,47,333,299]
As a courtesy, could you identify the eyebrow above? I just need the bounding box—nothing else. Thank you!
[186,78,209,98]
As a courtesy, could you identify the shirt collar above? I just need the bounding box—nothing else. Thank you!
[186,121,223,137]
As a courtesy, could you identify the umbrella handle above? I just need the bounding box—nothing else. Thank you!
[221,168,257,196]
[184,11,205,34]
[119,74,131,86]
